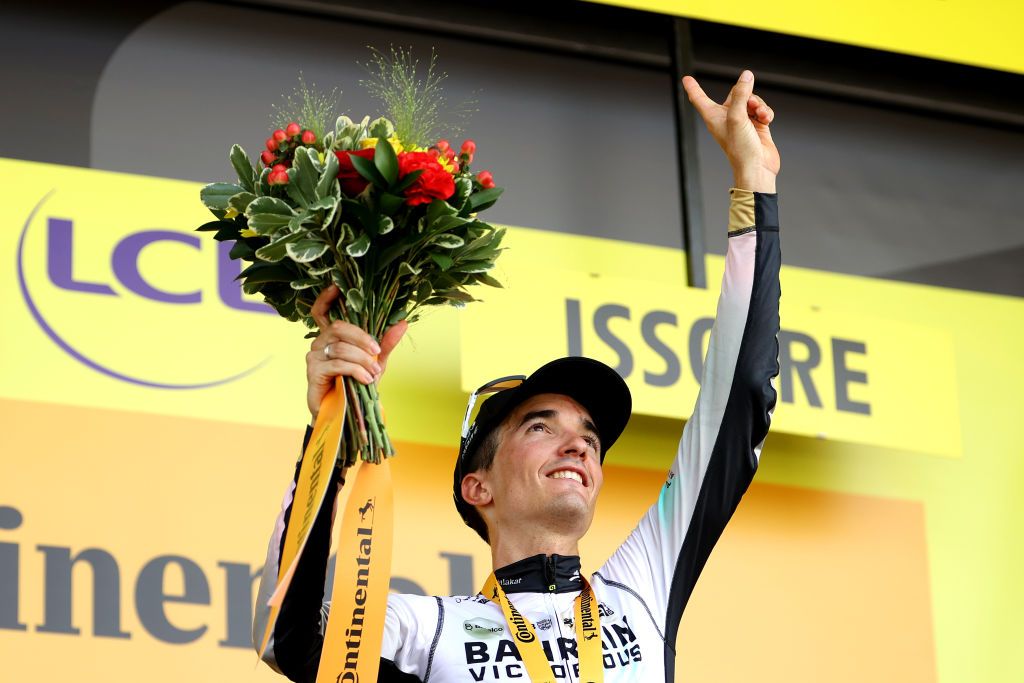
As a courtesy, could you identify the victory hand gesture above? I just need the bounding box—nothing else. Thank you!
[682,70,779,193]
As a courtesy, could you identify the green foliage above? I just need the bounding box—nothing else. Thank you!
[270,73,341,142]
[359,46,475,148]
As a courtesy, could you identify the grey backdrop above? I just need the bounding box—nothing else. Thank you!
[3,0,1022,295]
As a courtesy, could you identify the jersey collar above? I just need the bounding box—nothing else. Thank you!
[493,554,582,594]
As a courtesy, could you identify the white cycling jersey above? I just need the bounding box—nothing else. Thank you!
[254,189,781,682]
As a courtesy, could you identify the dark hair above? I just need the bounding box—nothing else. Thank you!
[460,426,502,543]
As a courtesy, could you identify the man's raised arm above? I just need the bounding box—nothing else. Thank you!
[596,70,781,646]
[252,289,406,682]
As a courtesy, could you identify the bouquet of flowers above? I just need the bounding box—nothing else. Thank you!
[196,52,504,465]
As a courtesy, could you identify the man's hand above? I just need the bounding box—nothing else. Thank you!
[682,70,780,193]
[305,284,408,421]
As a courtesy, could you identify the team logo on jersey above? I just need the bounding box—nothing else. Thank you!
[463,618,505,638]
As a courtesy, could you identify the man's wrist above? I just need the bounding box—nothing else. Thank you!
[732,169,777,194]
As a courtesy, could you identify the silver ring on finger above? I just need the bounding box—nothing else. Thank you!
[324,343,331,359]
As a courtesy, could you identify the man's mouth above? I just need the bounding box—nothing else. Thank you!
[547,469,586,486]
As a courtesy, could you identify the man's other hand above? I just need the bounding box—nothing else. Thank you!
[682,70,780,193]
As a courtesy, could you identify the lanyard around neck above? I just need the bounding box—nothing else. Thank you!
[481,572,604,683]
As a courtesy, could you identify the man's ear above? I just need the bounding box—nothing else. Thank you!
[461,472,492,506]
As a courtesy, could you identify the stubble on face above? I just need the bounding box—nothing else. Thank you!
[485,394,604,539]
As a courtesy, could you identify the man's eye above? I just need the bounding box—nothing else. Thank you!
[584,436,599,449]
[528,423,546,432]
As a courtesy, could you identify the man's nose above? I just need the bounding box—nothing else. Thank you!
[560,435,590,458]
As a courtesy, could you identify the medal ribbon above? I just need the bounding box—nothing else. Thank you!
[482,572,604,683]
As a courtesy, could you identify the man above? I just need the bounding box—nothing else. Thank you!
[255,70,780,682]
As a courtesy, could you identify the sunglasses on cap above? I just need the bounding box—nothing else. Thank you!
[460,375,526,441]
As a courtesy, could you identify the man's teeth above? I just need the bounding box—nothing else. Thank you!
[549,470,583,484]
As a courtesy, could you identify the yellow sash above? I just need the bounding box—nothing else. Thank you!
[258,377,347,659]
[257,377,395,683]
[482,572,604,683]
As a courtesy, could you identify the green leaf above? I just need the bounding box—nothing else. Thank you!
[201,183,243,213]
[349,154,387,188]
[247,213,293,235]
[316,152,340,198]
[391,169,423,193]
[378,192,405,215]
[476,273,504,288]
[426,199,458,226]
[387,307,409,326]
[414,281,432,302]
[431,233,465,249]
[346,232,371,257]
[196,220,230,232]
[368,117,394,139]
[230,145,256,193]
[308,196,338,212]
[345,287,365,312]
[256,167,271,196]
[239,262,294,284]
[246,196,295,217]
[255,232,302,262]
[290,277,321,290]
[292,147,319,202]
[306,263,335,276]
[397,261,421,277]
[229,192,257,215]
[444,290,477,303]
[340,199,373,232]
[454,260,494,273]
[378,216,395,235]
[431,215,469,234]
[469,187,504,211]
[214,224,242,242]
[288,212,315,232]
[374,138,399,186]
[229,240,255,260]
[285,173,309,208]
[378,240,413,270]
[286,239,329,263]
[429,252,453,270]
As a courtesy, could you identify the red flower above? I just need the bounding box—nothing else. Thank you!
[285,122,301,138]
[397,151,455,206]
[477,170,495,189]
[260,150,276,166]
[334,148,376,196]
[301,130,316,144]
[460,139,476,164]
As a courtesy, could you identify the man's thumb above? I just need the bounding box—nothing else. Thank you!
[728,70,755,120]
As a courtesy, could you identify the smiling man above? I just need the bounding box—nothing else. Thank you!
[255,70,781,682]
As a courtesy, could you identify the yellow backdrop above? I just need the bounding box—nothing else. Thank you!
[1,158,1022,681]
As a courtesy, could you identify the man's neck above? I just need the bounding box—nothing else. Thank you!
[489,530,581,570]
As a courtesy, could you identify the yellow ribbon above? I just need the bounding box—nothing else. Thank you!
[258,376,347,660]
[257,377,395,683]
[482,572,604,683]
[317,458,394,683]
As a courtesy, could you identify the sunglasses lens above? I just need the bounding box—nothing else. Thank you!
[462,376,526,440]
[479,378,524,394]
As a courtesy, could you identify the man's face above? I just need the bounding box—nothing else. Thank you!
[476,393,604,540]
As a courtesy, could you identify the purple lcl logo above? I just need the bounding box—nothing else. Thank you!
[17,191,270,389]
[47,217,271,312]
